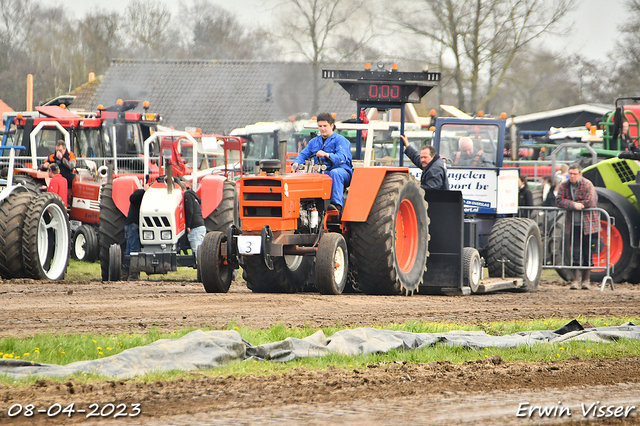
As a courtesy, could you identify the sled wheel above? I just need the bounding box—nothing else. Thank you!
[22,193,70,280]
[200,231,232,293]
[316,233,348,295]
[487,218,542,292]
[463,247,482,294]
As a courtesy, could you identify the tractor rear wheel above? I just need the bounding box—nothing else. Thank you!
[463,247,481,294]
[349,173,429,295]
[13,174,42,193]
[316,233,348,295]
[487,218,542,292]
[242,254,313,293]
[199,231,232,293]
[0,191,35,278]
[21,192,69,280]
[591,198,640,283]
[72,225,99,262]
[204,181,238,232]
[99,184,127,281]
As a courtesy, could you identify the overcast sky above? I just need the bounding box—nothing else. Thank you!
[59,0,625,62]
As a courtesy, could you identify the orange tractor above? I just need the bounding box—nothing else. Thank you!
[198,65,440,294]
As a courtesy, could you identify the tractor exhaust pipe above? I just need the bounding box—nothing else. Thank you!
[166,162,173,194]
[279,139,287,174]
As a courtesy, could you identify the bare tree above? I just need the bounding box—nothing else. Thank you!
[121,0,178,59]
[273,0,376,113]
[394,0,574,114]
[181,0,272,59]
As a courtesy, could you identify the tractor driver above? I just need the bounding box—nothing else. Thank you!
[452,137,494,167]
[291,112,353,213]
[44,139,77,189]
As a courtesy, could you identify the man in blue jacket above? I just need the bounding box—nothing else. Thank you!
[292,112,353,213]
[401,135,449,190]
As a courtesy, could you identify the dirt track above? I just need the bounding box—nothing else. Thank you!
[1,277,640,425]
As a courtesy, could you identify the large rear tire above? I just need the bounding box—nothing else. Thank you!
[71,225,99,262]
[14,174,42,193]
[22,193,70,280]
[199,231,232,293]
[349,173,429,295]
[316,233,348,295]
[204,181,237,232]
[487,218,542,292]
[242,254,313,293]
[99,184,127,281]
[591,198,640,283]
[0,191,35,278]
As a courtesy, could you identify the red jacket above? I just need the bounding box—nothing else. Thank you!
[47,174,68,207]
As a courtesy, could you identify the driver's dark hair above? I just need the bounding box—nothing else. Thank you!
[569,162,582,172]
[317,112,336,130]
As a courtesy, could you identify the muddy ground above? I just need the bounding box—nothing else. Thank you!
[1,276,640,425]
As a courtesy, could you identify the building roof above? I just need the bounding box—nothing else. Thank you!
[90,59,358,134]
[70,75,102,111]
[509,104,613,131]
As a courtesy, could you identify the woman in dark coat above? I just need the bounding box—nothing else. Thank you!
[518,174,533,206]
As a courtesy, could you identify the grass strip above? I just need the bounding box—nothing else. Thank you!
[1,317,638,385]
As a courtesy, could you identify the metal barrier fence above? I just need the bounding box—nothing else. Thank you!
[0,156,161,175]
[518,206,614,291]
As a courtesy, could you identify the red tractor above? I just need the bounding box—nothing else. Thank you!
[99,131,238,281]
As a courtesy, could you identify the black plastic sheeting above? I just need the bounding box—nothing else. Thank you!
[1,321,637,379]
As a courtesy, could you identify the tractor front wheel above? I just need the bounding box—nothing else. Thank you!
[199,231,232,293]
[242,254,313,293]
[72,225,99,262]
[99,184,127,281]
[316,233,348,295]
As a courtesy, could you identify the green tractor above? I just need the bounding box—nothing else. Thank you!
[581,157,640,283]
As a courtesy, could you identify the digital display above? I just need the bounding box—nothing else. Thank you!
[367,84,400,99]
[354,83,420,103]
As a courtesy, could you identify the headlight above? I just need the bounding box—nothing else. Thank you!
[161,230,172,240]
[143,230,154,240]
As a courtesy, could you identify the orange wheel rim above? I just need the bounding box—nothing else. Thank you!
[592,219,623,272]
[395,199,419,273]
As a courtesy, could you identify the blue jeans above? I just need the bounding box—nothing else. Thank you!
[125,223,140,255]
[328,168,351,207]
[188,226,206,258]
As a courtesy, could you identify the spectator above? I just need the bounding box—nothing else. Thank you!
[518,174,533,206]
[555,163,569,185]
[401,135,449,191]
[125,183,149,280]
[541,176,556,207]
[619,121,638,152]
[292,112,353,213]
[178,182,206,259]
[452,137,494,167]
[555,163,600,290]
[45,164,68,207]
[44,139,76,189]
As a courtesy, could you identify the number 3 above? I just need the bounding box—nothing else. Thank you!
[245,241,252,253]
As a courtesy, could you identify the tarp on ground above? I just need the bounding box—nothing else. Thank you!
[1,321,638,379]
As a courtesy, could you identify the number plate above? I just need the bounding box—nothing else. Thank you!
[237,236,261,254]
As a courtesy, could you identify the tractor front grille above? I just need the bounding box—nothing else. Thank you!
[143,216,171,227]
[612,160,635,183]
